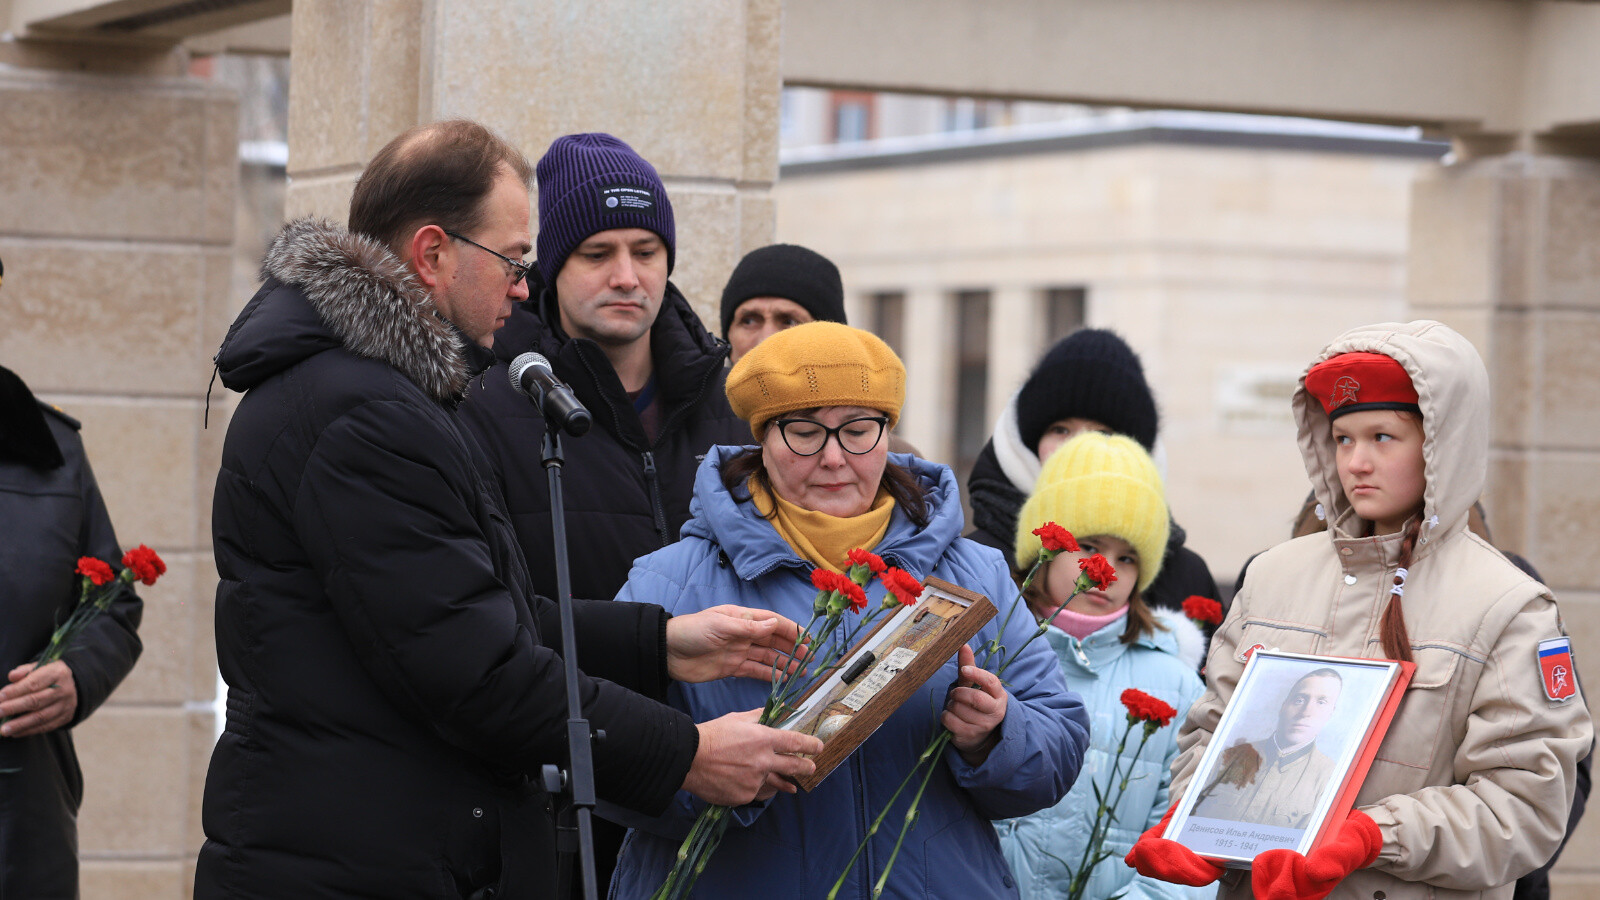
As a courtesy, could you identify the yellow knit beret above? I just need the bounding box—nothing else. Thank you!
[1014,432,1170,592]
[725,321,906,439]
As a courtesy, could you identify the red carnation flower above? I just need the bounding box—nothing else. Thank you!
[1078,553,1118,591]
[846,548,887,575]
[76,557,116,587]
[812,568,839,592]
[1032,522,1080,554]
[121,545,166,587]
[1182,595,1223,627]
[879,567,923,606]
[841,580,868,611]
[1121,688,1178,728]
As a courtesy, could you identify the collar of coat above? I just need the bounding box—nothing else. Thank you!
[0,365,65,470]
[1045,607,1205,673]
[253,217,475,403]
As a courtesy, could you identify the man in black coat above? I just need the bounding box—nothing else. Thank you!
[196,120,822,900]
[0,358,144,900]
[459,133,752,610]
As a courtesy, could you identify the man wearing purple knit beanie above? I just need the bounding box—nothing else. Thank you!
[457,133,752,892]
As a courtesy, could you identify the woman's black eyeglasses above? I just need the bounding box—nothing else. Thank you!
[444,230,533,285]
[770,416,889,456]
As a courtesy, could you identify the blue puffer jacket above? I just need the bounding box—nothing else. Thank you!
[997,610,1213,900]
[609,446,1090,900]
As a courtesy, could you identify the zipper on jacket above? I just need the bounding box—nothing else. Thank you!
[571,345,633,447]
[651,339,730,449]
[642,450,669,546]
[852,732,873,899]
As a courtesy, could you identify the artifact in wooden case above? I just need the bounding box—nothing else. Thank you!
[776,576,996,791]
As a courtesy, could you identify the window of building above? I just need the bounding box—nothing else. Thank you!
[831,91,875,143]
[870,291,906,359]
[942,97,1012,132]
[953,290,991,517]
[1043,286,1086,343]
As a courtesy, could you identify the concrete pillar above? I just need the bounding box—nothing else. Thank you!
[985,284,1040,424]
[0,46,237,900]
[284,0,782,325]
[1406,149,1600,896]
[899,284,956,465]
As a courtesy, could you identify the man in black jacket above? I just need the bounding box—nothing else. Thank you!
[0,351,144,899]
[459,133,751,610]
[197,120,821,899]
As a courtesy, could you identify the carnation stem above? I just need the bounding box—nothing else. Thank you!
[825,729,953,899]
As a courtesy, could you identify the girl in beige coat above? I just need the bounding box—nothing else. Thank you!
[1129,321,1592,900]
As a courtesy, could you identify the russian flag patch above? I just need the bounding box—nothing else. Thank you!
[1539,638,1578,703]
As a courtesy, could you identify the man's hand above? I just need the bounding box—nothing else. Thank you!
[682,709,825,805]
[943,644,1007,765]
[666,605,809,684]
[0,661,79,738]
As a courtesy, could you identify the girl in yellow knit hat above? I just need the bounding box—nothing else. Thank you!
[996,432,1211,900]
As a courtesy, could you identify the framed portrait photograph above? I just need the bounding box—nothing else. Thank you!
[1168,650,1413,867]
[775,577,995,791]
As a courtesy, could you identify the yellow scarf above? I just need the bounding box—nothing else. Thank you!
[749,476,896,572]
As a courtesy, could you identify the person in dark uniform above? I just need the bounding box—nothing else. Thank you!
[0,252,145,899]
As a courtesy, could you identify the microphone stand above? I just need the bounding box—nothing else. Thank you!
[541,423,600,900]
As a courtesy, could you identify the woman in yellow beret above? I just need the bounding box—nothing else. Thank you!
[606,321,1089,899]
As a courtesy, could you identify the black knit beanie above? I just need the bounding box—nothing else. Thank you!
[534,133,675,288]
[1015,328,1159,452]
[719,244,847,339]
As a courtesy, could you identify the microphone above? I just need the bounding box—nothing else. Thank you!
[509,352,593,437]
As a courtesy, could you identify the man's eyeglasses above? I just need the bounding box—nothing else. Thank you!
[770,416,889,457]
[444,230,533,285]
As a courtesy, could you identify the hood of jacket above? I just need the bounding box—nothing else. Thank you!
[683,445,967,582]
[1293,320,1488,557]
[216,218,475,403]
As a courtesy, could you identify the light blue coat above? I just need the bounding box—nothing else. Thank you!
[996,610,1216,900]
[608,447,1090,900]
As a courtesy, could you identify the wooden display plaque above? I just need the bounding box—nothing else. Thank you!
[776,576,996,791]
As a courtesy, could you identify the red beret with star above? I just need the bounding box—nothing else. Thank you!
[1304,351,1420,420]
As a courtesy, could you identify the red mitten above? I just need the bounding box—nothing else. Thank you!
[1124,804,1226,887]
[1251,810,1382,900]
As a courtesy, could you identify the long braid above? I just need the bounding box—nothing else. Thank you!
[1380,517,1421,662]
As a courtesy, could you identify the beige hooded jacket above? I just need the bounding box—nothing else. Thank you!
[1173,321,1592,900]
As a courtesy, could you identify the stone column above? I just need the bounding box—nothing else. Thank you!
[899,284,957,462]
[0,46,237,899]
[1406,149,1600,894]
[985,284,1040,421]
[284,0,782,325]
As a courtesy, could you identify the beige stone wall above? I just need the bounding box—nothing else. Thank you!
[1408,152,1600,896]
[0,60,236,898]
[775,140,1423,581]
[283,0,783,322]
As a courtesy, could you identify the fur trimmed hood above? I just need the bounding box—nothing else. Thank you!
[1152,607,1206,672]
[217,218,472,402]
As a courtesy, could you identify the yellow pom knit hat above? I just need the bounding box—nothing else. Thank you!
[725,321,906,440]
[1014,432,1170,592]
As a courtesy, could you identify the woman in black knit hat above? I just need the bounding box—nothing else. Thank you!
[965,328,1221,616]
